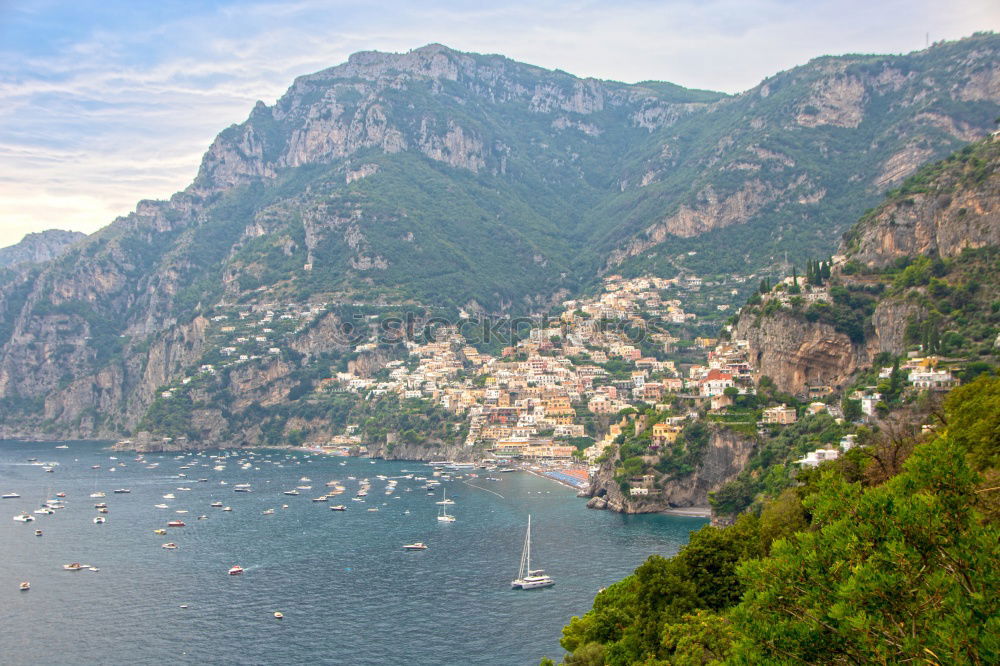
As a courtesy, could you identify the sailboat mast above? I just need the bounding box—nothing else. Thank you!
[526,515,531,574]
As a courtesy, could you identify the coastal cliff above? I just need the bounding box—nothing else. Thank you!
[585,427,755,514]
[734,134,999,396]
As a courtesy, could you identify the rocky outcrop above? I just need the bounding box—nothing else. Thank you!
[0,230,86,268]
[586,427,756,514]
[851,137,1000,267]
[735,311,869,396]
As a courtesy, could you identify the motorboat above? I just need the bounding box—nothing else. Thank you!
[155,504,169,509]
[210,501,223,507]
[153,529,167,535]
[403,542,428,550]
[94,502,108,508]
[113,488,131,494]
[63,563,84,571]
[167,520,185,527]
[13,513,34,522]
[162,543,178,550]
[330,505,347,511]
[282,490,299,496]
[19,581,30,591]
[2,492,20,499]
[34,529,42,536]
[97,508,109,514]
[222,506,233,512]
[511,515,555,590]
[197,515,208,520]
[56,492,66,498]
[273,612,283,619]
[93,516,106,524]
[262,508,275,515]
[34,507,54,515]
[163,494,176,499]
[228,565,244,576]
[367,507,379,512]
[311,496,328,502]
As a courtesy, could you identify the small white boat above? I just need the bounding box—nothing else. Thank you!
[13,513,34,522]
[2,492,20,499]
[262,508,275,515]
[34,529,42,536]
[93,516,106,524]
[403,542,428,550]
[154,504,169,509]
[274,611,283,619]
[330,505,347,511]
[210,501,223,507]
[63,563,84,571]
[19,581,30,591]
[282,490,299,496]
[222,506,233,512]
[113,488,131,494]
[89,492,105,498]
[162,542,178,550]
[163,494,176,499]
[228,565,244,576]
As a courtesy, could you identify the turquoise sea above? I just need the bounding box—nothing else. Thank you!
[0,441,705,665]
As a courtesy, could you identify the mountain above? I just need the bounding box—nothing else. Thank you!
[0,230,85,269]
[735,132,1000,395]
[0,35,999,442]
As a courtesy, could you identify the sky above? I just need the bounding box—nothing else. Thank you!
[0,0,997,248]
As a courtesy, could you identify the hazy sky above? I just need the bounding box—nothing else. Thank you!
[0,0,997,248]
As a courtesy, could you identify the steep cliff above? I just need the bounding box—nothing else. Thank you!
[586,427,756,514]
[736,134,1000,395]
[847,134,1000,267]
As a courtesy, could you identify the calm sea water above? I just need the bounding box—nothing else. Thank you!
[0,441,705,665]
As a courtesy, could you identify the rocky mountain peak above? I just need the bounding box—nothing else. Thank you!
[0,229,86,269]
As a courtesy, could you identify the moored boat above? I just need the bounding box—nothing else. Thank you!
[162,543,178,549]
[167,520,185,527]
[511,515,555,590]
[330,505,347,511]
[19,581,30,591]
[403,542,428,550]
[13,513,34,522]
[63,563,84,571]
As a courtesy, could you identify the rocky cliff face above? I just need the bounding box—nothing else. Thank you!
[850,136,1000,267]
[735,135,999,396]
[0,230,86,269]
[586,427,756,514]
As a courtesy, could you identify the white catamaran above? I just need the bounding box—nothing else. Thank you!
[511,515,554,590]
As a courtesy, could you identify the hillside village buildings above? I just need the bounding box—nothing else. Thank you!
[154,275,970,481]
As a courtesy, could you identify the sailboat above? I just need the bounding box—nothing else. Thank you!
[511,515,554,589]
[437,499,455,522]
